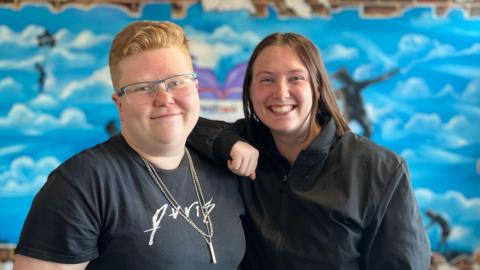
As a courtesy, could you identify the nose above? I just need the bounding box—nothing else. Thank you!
[273,79,290,99]
[153,83,174,106]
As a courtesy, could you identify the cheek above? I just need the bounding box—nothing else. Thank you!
[177,93,199,114]
[295,87,313,109]
[250,87,268,106]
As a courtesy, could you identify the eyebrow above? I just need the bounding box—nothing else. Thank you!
[254,69,308,77]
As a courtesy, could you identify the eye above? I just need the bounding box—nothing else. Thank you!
[289,75,306,82]
[126,83,156,94]
[166,79,186,89]
[259,77,274,84]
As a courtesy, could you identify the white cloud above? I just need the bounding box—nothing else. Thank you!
[414,188,480,251]
[353,64,375,81]
[436,84,459,98]
[323,44,359,62]
[0,155,60,197]
[365,103,394,123]
[444,115,468,131]
[0,54,44,70]
[398,33,431,54]
[420,146,474,164]
[189,39,241,69]
[380,117,404,140]
[415,189,480,221]
[0,144,27,158]
[0,77,22,92]
[404,113,442,133]
[209,25,260,45]
[400,148,418,161]
[185,25,260,69]
[0,24,45,47]
[0,103,93,135]
[28,94,58,109]
[0,26,106,73]
[60,66,113,103]
[393,77,431,98]
[425,41,455,59]
[432,65,480,80]
[461,79,480,103]
[50,47,96,66]
[449,225,471,241]
[67,30,111,49]
[343,32,396,68]
[410,11,450,29]
[397,36,480,74]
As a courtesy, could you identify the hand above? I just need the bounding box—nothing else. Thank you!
[227,141,259,180]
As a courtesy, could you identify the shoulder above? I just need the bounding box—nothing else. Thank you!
[333,132,408,203]
[53,135,132,185]
[188,147,239,191]
[336,131,403,171]
[188,147,235,179]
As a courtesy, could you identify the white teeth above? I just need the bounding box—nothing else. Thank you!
[270,105,293,113]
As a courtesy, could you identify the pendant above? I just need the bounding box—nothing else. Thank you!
[208,241,217,264]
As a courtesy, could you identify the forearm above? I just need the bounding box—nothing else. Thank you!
[189,117,246,161]
[14,255,88,270]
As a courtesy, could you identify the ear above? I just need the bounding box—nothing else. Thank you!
[194,79,199,91]
[112,93,124,121]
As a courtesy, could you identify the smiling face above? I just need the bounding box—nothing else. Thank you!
[250,45,314,139]
[112,47,199,154]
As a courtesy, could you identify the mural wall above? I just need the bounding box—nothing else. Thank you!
[1,1,479,264]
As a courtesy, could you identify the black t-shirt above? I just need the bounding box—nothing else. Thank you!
[15,135,245,269]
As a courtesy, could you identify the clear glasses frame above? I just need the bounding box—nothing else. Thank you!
[117,73,197,106]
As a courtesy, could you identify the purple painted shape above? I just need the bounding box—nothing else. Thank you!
[223,63,247,100]
[194,63,247,100]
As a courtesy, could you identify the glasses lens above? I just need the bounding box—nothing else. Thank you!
[121,74,196,106]
[124,83,156,106]
[164,74,196,96]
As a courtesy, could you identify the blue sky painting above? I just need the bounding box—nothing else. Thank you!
[0,3,479,253]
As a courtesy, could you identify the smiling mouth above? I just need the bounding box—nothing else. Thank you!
[150,113,181,119]
[269,105,295,113]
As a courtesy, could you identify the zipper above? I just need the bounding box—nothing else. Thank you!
[264,149,289,269]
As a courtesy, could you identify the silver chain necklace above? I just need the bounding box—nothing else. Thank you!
[141,148,216,264]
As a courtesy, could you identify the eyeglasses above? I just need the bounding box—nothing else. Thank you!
[117,73,197,106]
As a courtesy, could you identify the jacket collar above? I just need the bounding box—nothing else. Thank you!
[259,117,339,182]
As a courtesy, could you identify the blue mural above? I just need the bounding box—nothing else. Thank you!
[1,2,479,260]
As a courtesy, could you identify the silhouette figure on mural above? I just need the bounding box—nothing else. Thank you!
[425,209,451,254]
[105,119,118,137]
[34,62,46,93]
[333,67,399,138]
[36,29,56,48]
[34,28,56,93]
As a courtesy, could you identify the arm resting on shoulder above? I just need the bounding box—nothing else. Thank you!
[14,255,88,270]
[188,117,242,161]
[189,118,258,179]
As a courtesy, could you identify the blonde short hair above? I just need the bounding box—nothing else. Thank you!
[109,21,191,90]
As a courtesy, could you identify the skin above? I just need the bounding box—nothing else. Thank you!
[112,47,200,169]
[249,45,320,164]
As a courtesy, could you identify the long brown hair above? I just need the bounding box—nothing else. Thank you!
[242,32,349,141]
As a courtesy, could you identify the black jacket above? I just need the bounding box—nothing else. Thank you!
[190,117,431,270]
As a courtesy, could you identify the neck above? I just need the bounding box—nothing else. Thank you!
[271,123,321,165]
[122,133,185,170]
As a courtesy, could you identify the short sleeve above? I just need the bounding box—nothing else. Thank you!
[15,170,100,264]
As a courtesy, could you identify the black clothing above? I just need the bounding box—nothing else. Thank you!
[16,135,245,269]
[190,117,431,270]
